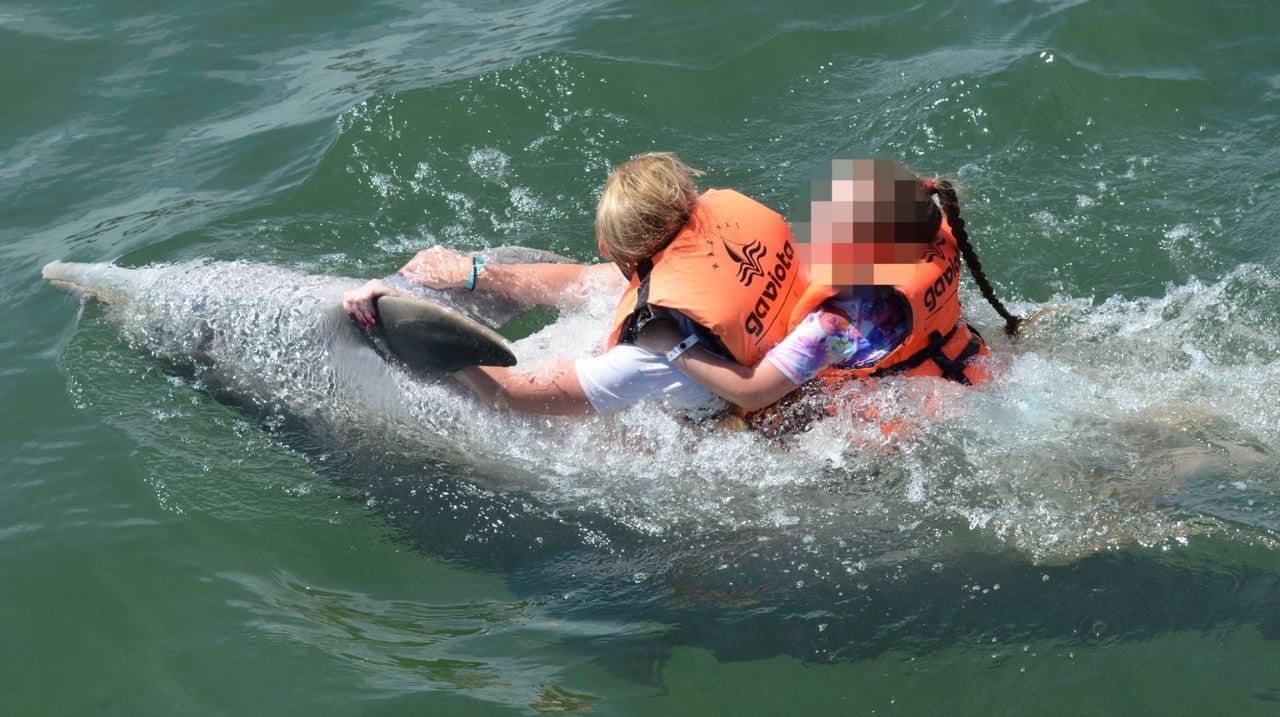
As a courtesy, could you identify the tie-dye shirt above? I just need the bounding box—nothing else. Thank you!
[762,286,910,386]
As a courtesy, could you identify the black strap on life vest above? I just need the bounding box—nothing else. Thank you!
[617,258,655,345]
[871,322,983,385]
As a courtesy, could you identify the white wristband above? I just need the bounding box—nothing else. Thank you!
[665,335,700,362]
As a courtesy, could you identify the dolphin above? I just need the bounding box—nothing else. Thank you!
[40,254,1280,670]
[40,250,620,549]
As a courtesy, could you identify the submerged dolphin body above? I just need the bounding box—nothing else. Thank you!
[40,256,1280,668]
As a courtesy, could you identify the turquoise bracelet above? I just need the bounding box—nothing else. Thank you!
[465,256,485,291]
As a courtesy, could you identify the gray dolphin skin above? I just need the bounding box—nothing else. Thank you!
[41,244,574,388]
[42,259,440,427]
[39,251,579,498]
[42,258,459,393]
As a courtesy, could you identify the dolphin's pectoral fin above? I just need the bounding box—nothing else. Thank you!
[371,295,517,378]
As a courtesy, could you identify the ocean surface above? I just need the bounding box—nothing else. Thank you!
[5,0,1280,714]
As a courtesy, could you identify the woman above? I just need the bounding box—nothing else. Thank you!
[343,152,808,416]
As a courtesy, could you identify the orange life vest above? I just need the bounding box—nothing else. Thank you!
[740,215,988,438]
[606,189,806,365]
[788,214,988,385]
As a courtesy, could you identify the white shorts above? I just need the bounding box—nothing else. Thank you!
[575,343,725,416]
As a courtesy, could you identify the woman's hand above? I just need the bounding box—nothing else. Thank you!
[398,246,473,289]
[342,279,395,326]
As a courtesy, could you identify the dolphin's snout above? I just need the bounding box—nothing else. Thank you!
[42,260,71,281]
[43,261,84,294]
[41,260,128,301]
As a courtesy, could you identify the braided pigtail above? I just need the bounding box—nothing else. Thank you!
[929,178,1022,337]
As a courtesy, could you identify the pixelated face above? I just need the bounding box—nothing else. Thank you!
[798,159,938,287]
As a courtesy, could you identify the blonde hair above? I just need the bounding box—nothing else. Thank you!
[595,152,703,277]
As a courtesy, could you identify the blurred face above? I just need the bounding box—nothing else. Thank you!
[799,159,935,287]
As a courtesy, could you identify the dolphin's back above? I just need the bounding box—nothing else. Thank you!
[44,259,410,419]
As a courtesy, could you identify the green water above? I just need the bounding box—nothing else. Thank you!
[5,1,1280,715]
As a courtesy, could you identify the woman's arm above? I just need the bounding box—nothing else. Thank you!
[398,246,624,308]
[634,321,798,410]
[452,361,595,416]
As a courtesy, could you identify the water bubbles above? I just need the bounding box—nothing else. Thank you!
[467,147,510,181]
[508,186,544,214]
[1160,222,1207,263]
